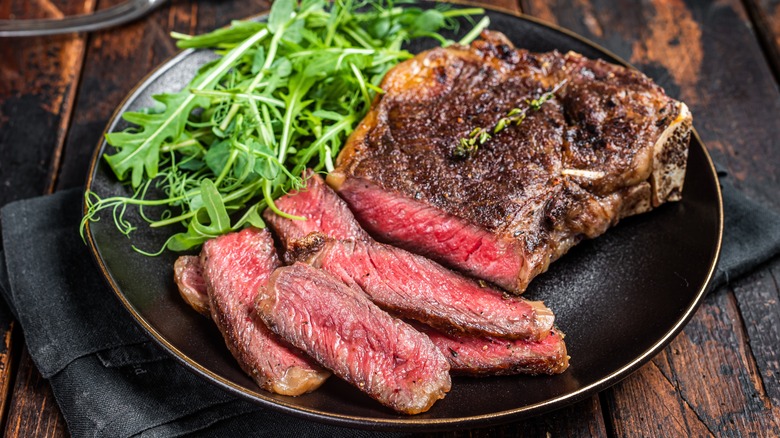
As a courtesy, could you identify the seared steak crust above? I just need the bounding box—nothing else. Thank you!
[329,30,692,292]
[418,325,569,376]
[258,263,451,414]
[267,175,555,341]
[200,228,330,396]
[174,255,209,317]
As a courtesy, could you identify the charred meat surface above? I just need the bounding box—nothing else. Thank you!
[200,228,330,396]
[292,234,554,341]
[174,255,209,317]
[328,30,692,292]
[416,324,569,376]
[258,263,452,414]
[268,176,555,340]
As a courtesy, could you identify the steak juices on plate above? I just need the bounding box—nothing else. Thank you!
[173,30,690,414]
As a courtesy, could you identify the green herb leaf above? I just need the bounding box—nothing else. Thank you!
[453,79,567,159]
[104,28,270,187]
[268,0,295,34]
[85,1,484,255]
[167,232,208,251]
[200,178,231,233]
[173,21,267,49]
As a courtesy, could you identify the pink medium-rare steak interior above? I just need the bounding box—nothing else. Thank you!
[200,228,330,396]
[263,172,367,247]
[267,175,556,340]
[290,233,553,341]
[417,324,569,376]
[257,263,452,415]
[332,177,531,292]
[176,246,567,378]
[329,30,692,292]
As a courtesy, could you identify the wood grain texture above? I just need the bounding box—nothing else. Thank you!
[0,0,95,204]
[743,0,780,78]
[732,259,780,408]
[603,289,780,436]
[522,0,780,210]
[3,349,67,438]
[461,0,522,13]
[520,0,780,436]
[603,358,715,437]
[55,0,273,190]
[0,320,14,433]
[765,0,780,51]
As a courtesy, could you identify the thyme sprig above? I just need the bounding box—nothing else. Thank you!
[81,0,485,255]
[453,79,568,159]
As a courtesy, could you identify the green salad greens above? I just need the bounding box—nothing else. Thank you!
[80,0,487,255]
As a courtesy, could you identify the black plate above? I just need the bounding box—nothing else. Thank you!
[84,4,723,432]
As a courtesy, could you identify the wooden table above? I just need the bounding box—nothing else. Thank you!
[1,0,779,436]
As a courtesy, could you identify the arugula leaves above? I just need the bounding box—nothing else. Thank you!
[104,28,270,187]
[82,0,485,254]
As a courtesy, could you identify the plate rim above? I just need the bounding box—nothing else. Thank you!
[82,3,725,432]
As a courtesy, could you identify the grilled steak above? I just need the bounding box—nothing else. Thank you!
[266,175,555,341]
[290,233,553,340]
[416,324,569,376]
[265,172,368,247]
[200,228,330,396]
[328,30,693,292]
[173,255,209,317]
[258,263,451,414]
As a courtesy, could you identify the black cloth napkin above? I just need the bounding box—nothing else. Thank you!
[0,190,402,438]
[0,169,778,438]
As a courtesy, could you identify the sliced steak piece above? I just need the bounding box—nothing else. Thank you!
[328,30,692,292]
[267,174,555,340]
[264,172,368,248]
[416,324,569,376]
[290,233,553,341]
[174,255,209,317]
[201,228,330,396]
[258,263,451,414]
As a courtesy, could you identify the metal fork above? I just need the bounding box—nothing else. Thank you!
[0,0,168,37]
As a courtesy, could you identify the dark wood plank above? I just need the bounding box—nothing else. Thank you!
[0,1,96,435]
[763,0,780,51]
[0,0,95,203]
[56,0,273,190]
[520,0,780,436]
[3,349,67,438]
[464,0,522,14]
[0,320,14,433]
[603,357,714,437]
[743,0,780,78]
[732,258,780,407]
[603,289,780,436]
[522,0,780,210]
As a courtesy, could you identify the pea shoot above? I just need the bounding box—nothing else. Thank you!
[81,0,485,254]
